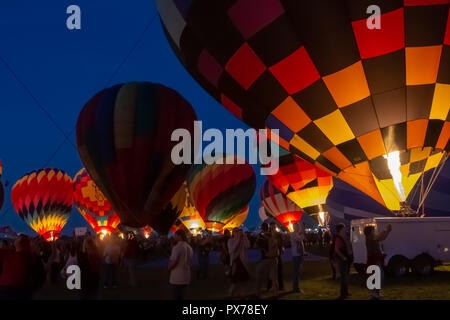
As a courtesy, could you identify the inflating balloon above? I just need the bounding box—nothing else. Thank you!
[11,168,73,241]
[187,154,256,233]
[266,150,333,225]
[260,180,303,232]
[73,168,121,235]
[157,0,449,211]
[76,82,197,228]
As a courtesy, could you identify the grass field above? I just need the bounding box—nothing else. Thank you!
[34,246,450,300]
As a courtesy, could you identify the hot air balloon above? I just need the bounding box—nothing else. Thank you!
[223,205,249,232]
[11,168,73,241]
[76,82,197,228]
[73,168,121,235]
[187,154,256,233]
[151,184,187,234]
[177,195,205,236]
[156,0,449,212]
[265,149,333,226]
[260,180,303,232]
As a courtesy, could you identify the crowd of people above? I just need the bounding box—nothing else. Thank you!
[0,221,391,300]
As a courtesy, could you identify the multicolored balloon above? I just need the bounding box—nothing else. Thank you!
[76,82,197,228]
[73,168,121,235]
[187,155,256,233]
[260,180,303,232]
[223,205,248,231]
[157,0,449,211]
[11,168,73,241]
[266,150,333,225]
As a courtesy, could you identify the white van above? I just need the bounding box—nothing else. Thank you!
[351,217,450,277]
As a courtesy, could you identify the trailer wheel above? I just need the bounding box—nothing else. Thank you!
[353,263,366,275]
[387,256,409,277]
[411,254,434,276]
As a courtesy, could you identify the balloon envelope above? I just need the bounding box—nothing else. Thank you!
[11,168,73,241]
[260,180,303,232]
[76,82,197,228]
[73,168,121,235]
[157,0,449,211]
[187,155,256,232]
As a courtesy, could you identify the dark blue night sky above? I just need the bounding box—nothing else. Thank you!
[0,0,266,235]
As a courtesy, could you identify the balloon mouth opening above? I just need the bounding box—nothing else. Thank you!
[41,230,59,242]
[94,226,115,235]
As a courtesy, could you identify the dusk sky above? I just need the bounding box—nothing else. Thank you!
[0,0,268,235]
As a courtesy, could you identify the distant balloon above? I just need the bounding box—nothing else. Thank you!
[11,168,73,241]
[260,180,303,232]
[223,205,248,231]
[266,151,333,226]
[157,0,449,211]
[187,155,256,233]
[76,82,197,228]
[73,168,121,235]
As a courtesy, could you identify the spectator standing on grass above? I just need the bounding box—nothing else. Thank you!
[255,223,279,299]
[60,243,78,279]
[0,235,43,300]
[220,229,231,277]
[79,238,101,299]
[290,222,305,293]
[227,228,250,298]
[197,231,212,279]
[267,223,284,291]
[122,232,139,288]
[103,234,121,289]
[332,223,353,299]
[364,224,392,300]
[168,229,193,300]
[48,241,63,285]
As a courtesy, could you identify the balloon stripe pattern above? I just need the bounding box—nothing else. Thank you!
[187,155,256,231]
[76,82,197,228]
[157,0,449,211]
[260,180,303,231]
[11,168,73,241]
[73,168,121,234]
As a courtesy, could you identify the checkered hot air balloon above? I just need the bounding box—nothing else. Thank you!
[156,0,449,211]
[266,151,333,226]
[187,155,256,233]
[11,168,73,241]
[260,180,304,232]
[76,82,197,229]
[73,168,121,235]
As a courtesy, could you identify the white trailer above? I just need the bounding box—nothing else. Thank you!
[350,217,450,277]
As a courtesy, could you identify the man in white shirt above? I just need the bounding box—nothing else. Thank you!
[168,229,193,300]
[290,222,305,293]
